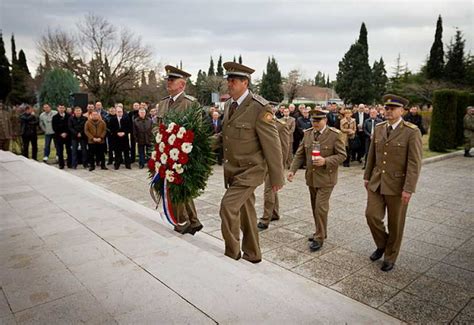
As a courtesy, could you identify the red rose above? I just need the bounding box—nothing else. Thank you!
[166,158,174,167]
[159,124,166,133]
[164,144,171,154]
[147,158,155,171]
[173,137,183,148]
[159,165,166,178]
[174,174,183,184]
[155,143,160,152]
[183,131,194,143]
[172,124,180,134]
[161,132,169,143]
[178,152,189,164]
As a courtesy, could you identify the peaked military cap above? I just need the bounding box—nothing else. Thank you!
[164,65,191,80]
[223,62,255,80]
[383,94,409,108]
[309,108,329,119]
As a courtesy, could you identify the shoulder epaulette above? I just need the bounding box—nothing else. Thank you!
[375,121,388,127]
[403,121,417,129]
[304,127,313,132]
[252,93,269,106]
[161,95,170,101]
[329,126,341,134]
[184,94,196,102]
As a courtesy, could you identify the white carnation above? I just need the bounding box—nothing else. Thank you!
[169,148,180,161]
[155,133,162,143]
[151,151,157,160]
[168,134,177,146]
[166,122,176,133]
[177,127,186,139]
[173,163,184,174]
[159,142,165,153]
[181,142,193,154]
[165,170,175,183]
[160,153,168,164]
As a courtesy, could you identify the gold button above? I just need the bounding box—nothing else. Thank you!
[383,161,386,164]
[385,144,388,146]
[225,148,228,151]
[225,136,228,139]
[312,169,315,171]
[384,152,387,155]
[382,170,385,173]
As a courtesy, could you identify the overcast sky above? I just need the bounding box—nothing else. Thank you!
[1,0,472,82]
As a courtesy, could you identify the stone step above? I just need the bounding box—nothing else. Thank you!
[0,151,399,323]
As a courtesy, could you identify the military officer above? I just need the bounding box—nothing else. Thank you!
[220,62,285,263]
[157,65,203,236]
[257,105,291,230]
[463,106,474,157]
[288,109,346,252]
[364,94,422,272]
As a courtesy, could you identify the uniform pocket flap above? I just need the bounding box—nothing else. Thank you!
[235,122,252,129]
[394,171,406,177]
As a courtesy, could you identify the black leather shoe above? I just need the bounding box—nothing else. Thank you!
[381,261,394,272]
[174,224,192,235]
[125,165,131,169]
[308,236,314,242]
[89,166,95,172]
[189,224,203,235]
[370,248,385,261]
[309,241,322,252]
[257,222,268,230]
[101,166,108,170]
[114,165,119,170]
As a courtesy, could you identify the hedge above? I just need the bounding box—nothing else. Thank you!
[429,89,458,152]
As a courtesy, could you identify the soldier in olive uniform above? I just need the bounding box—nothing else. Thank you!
[257,105,291,230]
[156,65,203,236]
[288,109,346,252]
[364,94,422,272]
[220,62,285,263]
[463,106,474,157]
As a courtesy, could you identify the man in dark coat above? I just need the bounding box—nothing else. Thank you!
[52,104,72,169]
[108,106,132,169]
[403,106,426,135]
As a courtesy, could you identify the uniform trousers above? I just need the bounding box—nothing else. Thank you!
[365,189,408,263]
[220,185,261,262]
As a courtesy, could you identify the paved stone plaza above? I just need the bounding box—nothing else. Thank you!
[0,150,473,324]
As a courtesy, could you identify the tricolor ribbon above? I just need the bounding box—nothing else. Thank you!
[149,172,186,227]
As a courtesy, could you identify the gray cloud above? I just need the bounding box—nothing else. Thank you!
[0,0,472,82]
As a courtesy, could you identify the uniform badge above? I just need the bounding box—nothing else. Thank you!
[263,112,274,124]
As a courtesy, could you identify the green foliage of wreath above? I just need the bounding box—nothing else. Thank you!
[149,103,214,204]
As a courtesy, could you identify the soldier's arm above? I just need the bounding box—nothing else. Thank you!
[256,106,285,187]
[403,129,423,193]
[364,132,376,181]
[289,119,296,133]
[324,133,347,170]
[289,139,306,173]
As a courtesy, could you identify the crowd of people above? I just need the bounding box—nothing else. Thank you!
[0,101,157,171]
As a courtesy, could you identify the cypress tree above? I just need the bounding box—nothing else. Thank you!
[444,29,466,84]
[18,50,30,75]
[208,57,215,76]
[336,41,373,104]
[216,55,223,76]
[11,34,17,64]
[426,15,444,79]
[358,22,368,55]
[0,31,12,101]
[238,55,242,64]
[372,57,388,101]
[260,56,283,102]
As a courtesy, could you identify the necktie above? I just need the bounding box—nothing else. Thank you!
[118,117,121,129]
[387,125,393,137]
[229,101,238,119]
[314,131,321,141]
